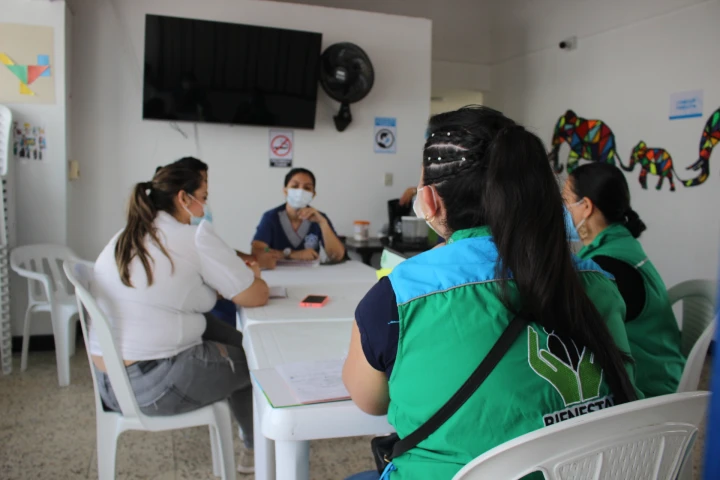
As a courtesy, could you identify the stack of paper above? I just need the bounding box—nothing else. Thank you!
[252,358,350,407]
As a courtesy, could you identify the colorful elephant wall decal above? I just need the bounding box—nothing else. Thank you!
[549,106,720,191]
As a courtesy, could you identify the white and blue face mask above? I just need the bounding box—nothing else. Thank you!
[563,200,585,242]
[286,188,314,210]
[184,194,213,226]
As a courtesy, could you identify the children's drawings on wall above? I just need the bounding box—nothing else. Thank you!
[0,23,55,104]
[549,107,720,191]
[13,121,46,161]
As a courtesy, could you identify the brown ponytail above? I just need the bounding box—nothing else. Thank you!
[114,164,204,287]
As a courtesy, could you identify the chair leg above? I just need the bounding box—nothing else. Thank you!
[213,402,236,480]
[96,417,120,480]
[20,306,33,371]
[209,425,221,477]
[67,315,78,357]
[53,314,71,387]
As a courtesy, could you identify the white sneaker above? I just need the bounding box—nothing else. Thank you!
[237,447,255,474]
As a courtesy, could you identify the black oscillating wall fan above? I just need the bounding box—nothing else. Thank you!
[319,42,375,132]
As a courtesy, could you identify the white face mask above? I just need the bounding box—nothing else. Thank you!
[286,188,314,209]
[413,186,440,235]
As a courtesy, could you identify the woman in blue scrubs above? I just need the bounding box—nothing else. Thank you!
[251,168,346,262]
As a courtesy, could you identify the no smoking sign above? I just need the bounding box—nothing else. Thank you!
[269,129,294,168]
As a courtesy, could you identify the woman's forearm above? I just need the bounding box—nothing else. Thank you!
[320,221,346,260]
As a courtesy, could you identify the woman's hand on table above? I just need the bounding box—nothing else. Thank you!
[245,260,262,278]
[290,248,319,261]
[256,252,278,270]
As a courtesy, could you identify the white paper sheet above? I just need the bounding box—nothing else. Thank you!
[269,286,288,298]
[275,359,350,405]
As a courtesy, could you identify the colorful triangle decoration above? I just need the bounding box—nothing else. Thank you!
[6,64,28,84]
[27,65,49,85]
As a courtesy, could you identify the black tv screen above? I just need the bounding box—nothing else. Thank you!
[143,15,322,129]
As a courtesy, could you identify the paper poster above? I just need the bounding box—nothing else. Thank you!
[670,90,703,120]
[269,129,294,168]
[0,23,55,104]
[13,121,47,161]
[374,117,397,154]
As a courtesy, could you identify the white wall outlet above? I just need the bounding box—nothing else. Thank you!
[384,173,393,186]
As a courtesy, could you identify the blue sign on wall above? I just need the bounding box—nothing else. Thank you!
[669,90,703,120]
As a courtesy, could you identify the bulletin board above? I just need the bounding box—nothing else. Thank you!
[0,23,55,104]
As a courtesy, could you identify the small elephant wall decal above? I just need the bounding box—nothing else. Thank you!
[627,142,679,192]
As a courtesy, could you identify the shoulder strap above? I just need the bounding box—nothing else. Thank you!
[390,315,528,460]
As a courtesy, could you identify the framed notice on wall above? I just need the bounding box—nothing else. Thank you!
[0,23,56,104]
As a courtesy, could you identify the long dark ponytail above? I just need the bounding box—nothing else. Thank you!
[423,106,637,404]
[115,164,204,287]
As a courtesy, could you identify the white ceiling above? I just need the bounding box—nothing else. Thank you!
[265,0,707,65]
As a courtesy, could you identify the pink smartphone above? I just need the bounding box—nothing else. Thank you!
[299,295,329,308]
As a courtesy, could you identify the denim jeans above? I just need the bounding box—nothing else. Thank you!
[95,314,253,448]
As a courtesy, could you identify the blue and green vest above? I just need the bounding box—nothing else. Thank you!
[386,226,636,480]
[578,223,685,398]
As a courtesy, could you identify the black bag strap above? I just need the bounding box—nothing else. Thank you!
[390,315,528,460]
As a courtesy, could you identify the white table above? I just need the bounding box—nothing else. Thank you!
[238,281,375,330]
[260,261,377,286]
[244,321,393,480]
[237,261,377,331]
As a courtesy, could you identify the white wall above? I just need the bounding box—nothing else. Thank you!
[487,0,720,288]
[432,60,491,93]
[431,90,484,116]
[67,0,431,262]
[3,0,70,335]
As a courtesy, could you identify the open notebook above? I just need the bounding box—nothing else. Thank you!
[251,358,350,407]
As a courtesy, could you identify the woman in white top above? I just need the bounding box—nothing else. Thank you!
[91,162,268,473]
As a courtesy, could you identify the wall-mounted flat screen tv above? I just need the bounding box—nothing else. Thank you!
[143,15,322,129]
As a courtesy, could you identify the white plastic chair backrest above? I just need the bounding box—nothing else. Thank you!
[11,244,77,304]
[668,279,717,355]
[668,279,717,392]
[452,391,709,480]
[0,105,11,176]
[63,259,143,421]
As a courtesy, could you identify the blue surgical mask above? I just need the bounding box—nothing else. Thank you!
[563,200,585,242]
[184,194,213,226]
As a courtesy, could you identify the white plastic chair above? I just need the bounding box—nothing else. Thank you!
[452,391,709,480]
[668,279,717,392]
[63,259,236,480]
[10,244,80,386]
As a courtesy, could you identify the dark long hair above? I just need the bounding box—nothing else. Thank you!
[422,105,636,403]
[569,163,647,238]
[115,164,204,287]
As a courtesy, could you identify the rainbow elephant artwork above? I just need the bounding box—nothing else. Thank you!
[548,110,630,174]
[627,142,678,191]
[683,107,720,187]
[549,107,720,191]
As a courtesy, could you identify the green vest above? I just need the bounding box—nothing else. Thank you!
[386,227,636,480]
[578,224,685,397]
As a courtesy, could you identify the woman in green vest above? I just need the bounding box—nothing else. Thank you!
[563,163,685,398]
[343,106,639,480]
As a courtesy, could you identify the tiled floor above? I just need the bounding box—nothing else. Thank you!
[0,346,711,479]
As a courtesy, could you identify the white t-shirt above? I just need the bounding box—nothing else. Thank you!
[89,211,254,360]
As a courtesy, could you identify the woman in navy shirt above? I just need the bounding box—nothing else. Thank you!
[251,168,346,262]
